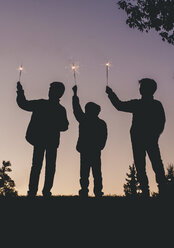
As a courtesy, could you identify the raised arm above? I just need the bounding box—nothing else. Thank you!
[72,85,85,122]
[16,82,37,111]
[106,86,136,113]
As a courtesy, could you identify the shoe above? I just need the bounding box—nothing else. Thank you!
[27,191,36,199]
[42,191,52,199]
[95,191,104,198]
[78,189,88,198]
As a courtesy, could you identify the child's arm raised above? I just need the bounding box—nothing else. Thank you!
[72,85,85,122]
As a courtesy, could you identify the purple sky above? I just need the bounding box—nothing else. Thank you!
[0,0,174,196]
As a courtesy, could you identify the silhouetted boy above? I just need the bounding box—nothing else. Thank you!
[106,78,167,197]
[16,81,69,198]
[72,85,107,197]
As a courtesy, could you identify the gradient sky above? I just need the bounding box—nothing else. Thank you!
[0,0,174,196]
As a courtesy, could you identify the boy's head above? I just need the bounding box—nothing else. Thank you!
[139,78,157,97]
[49,82,65,100]
[85,102,101,117]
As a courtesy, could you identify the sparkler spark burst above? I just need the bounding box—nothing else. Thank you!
[106,62,111,68]
[71,63,79,85]
[18,64,24,81]
[18,66,23,71]
[71,64,79,73]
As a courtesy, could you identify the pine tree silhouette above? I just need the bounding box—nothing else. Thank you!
[166,164,174,182]
[123,164,141,198]
[165,164,174,197]
[0,161,18,197]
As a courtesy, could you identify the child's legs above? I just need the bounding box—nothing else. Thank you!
[91,152,103,196]
[79,153,91,194]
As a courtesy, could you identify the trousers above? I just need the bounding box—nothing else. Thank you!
[79,151,103,196]
[131,134,167,195]
[28,145,57,196]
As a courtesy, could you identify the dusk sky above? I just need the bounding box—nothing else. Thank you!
[0,0,174,196]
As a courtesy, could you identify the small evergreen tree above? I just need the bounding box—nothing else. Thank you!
[166,164,174,182]
[0,161,18,197]
[123,164,141,197]
[165,164,174,196]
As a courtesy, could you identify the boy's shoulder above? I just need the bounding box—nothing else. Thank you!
[98,117,107,126]
[36,99,48,103]
[36,100,66,109]
[58,102,66,111]
[30,99,47,106]
[138,98,163,105]
[128,99,140,104]
[148,99,163,108]
[153,99,162,104]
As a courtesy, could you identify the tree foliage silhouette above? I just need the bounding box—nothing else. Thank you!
[117,0,174,45]
[123,164,141,197]
[166,164,174,182]
[0,161,18,197]
[165,164,174,196]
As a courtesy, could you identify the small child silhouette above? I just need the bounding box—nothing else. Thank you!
[72,85,107,198]
[106,78,167,197]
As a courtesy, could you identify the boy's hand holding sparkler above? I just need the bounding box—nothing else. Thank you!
[17,81,23,92]
[72,85,77,96]
[106,85,113,95]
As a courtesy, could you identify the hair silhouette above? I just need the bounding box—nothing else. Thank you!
[49,82,65,100]
[139,78,157,96]
[85,102,101,117]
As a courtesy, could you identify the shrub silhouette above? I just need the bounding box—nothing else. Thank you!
[0,161,18,197]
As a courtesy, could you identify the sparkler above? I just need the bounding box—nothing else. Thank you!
[106,62,111,86]
[71,63,79,85]
[18,65,23,81]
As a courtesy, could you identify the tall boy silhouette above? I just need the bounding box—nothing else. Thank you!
[16,81,69,198]
[106,78,167,197]
[72,85,107,197]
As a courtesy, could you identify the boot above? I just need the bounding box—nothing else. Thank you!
[79,189,88,198]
